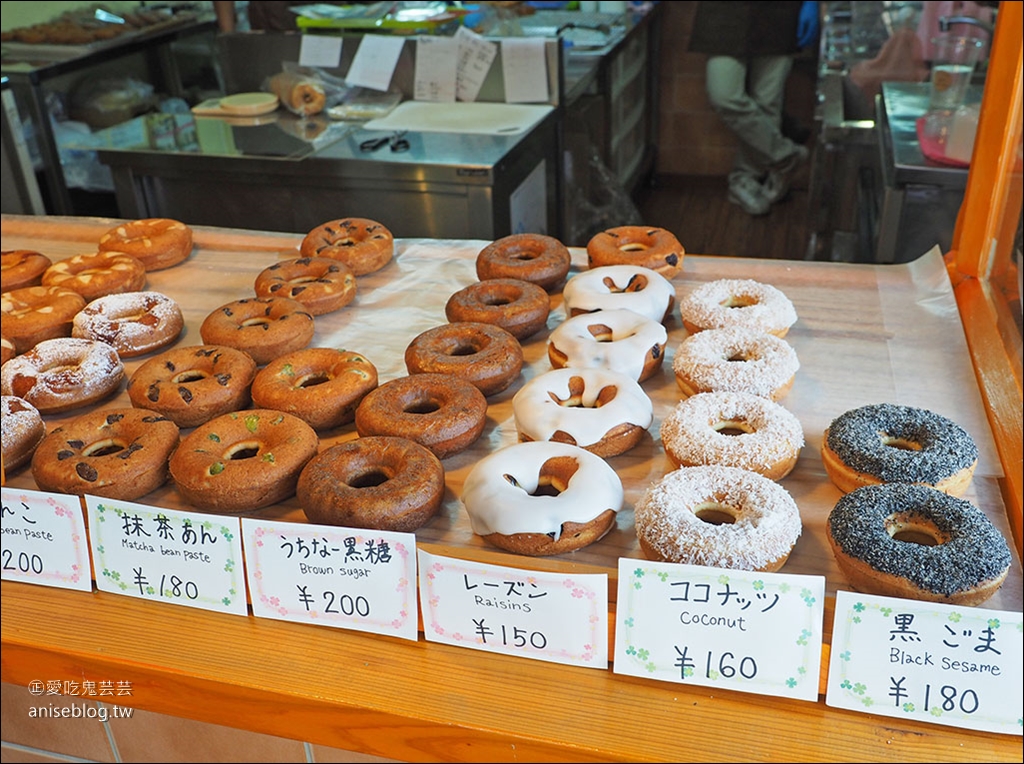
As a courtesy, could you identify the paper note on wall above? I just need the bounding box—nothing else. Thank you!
[415,36,457,102]
[501,38,548,103]
[456,25,497,102]
[299,34,342,68]
[347,35,405,91]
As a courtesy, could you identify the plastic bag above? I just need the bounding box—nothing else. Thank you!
[263,62,349,117]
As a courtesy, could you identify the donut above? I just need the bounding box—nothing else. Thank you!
[660,391,804,481]
[678,278,797,337]
[562,265,676,324]
[168,409,320,512]
[1,335,15,366]
[586,226,684,279]
[547,308,667,383]
[672,326,799,401]
[461,440,624,556]
[200,297,315,366]
[475,234,571,292]
[821,403,979,497]
[72,291,184,358]
[634,465,802,572]
[354,373,487,459]
[1,338,124,414]
[268,72,326,116]
[254,257,356,316]
[299,218,394,276]
[251,347,378,431]
[512,367,653,458]
[1,285,87,354]
[1,250,52,292]
[31,408,180,501]
[444,278,550,341]
[826,483,1011,606]
[297,436,445,532]
[97,218,193,271]
[405,322,523,397]
[127,345,258,429]
[41,251,146,302]
[1,395,46,473]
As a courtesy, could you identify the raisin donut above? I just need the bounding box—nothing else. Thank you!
[405,322,523,397]
[1,285,86,354]
[826,483,1011,606]
[461,441,624,556]
[41,251,146,302]
[678,278,797,338]
[251,348,378,431]
[547,308,667,383]
[200,297,315,366]
[586,226,684,279]
[475,234,572,292]
[1,250,52,292]
[635,465,802,572]
[444,278,550,341]
[672,326,800,401]
[355,373,487,459]
[169,409,319,512]
[127,345,258,428]
[97,218,193,271]
[821,403,979,497]
[562,265,676,323]
[660,391,804,481]
[1,338,124,414]
[512,367,653,458]
[254,257,356,316]
[72,291,184,358]
[1,395,46,473]
[31,408,180,501]
[299,218,394,276]
[297,436,445,532]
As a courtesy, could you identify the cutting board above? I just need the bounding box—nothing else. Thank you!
[362,101,553,136]
[192,93,280,117]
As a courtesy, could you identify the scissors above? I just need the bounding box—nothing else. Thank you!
[359,130,410,153]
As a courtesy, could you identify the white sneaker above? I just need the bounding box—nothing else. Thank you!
[764,145,809,205]
[727,176,770,216]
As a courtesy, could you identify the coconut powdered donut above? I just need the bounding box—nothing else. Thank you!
[72,291,184,358]
[200,296,315,366]
[475,234,572,292]
[1,395,46,473]
[41,251,146,302]
[1,338,124,414]
[254,257,356,316]
[445,278,551,341]
[547,308,667,383]
[635,464,802,572]
[661,391,804,481]
[678,278,797,337]
[461,440,624,556]
[1,285,86,354]
[562,264,676,323]
[405,321,523,397]
[672,326,800,401]
[98,218,193,271]
[1,250,52,292]
[300,218,394,276]
[586,226,684,279]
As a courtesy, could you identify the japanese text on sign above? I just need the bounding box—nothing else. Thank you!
[1,487,92,591]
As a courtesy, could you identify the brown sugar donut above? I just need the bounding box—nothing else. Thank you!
[169,409,320,512]
[445,278,550,341]
[405,322,523,397]
[42,251,147,302]
[72,291,184,358]
[1,285,87,355]
[297,436,445,532]
[355,373,487,459]
[31,408,180,501]
[200,297,315,366]
[127,345,258,429]
[1,395,46,473]
[299,218,394,276]
[97,218,193,271]
[586,226,684,279]
[1,338,124,414]
[254,257,356,316]
[251,348,378,431]
[475,234,572,292]
[2,250,52,292]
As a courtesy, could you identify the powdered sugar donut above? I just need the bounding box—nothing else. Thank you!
[72,291,183,358]
[562,265,676,323]
[1,395,46,472]
[672,326,799,401]
[548,308,667,383]
[0,338,124,414]
[679,278,797,337]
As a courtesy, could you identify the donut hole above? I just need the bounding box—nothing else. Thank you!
[348,468,392,489]
[619,242,650,253]
[403,397,441,415]
[225,441,261,461]
[693,501,738,526]
[885,514,948,546]
[480,294,514,307]
[719,295,759,309]
[172,370,209,384]
[713,418,754,437]
[240,317,272,329]
[587,323,614,342]
[448,341,483,357]
[82,439,126,458]
[880,435,923,451]
[295,371,331,389]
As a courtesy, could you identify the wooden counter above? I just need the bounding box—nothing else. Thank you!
[2,214,1021,762]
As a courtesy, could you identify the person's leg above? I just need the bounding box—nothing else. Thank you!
[747,55,809,204]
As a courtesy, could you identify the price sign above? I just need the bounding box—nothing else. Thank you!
[86,496,246,616]
[1,487,91,591]
[242,519,419,641]
[418,549,608,669]
[826,590,1023,736]
[614,559,826,701]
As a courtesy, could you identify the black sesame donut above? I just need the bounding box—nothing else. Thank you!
[1,395,46,473]
[586,226,684,279]
[475,234,572,292]
[405,322,523,397]
[822,403,978,497]
[445,278,551,341]
[72,291,184,358]
[299,218,394,276]
[672,326,800,401]
[200,297,315,366]
[826,483,1011,606]
[678,278,797,338]
[254,257,357,316]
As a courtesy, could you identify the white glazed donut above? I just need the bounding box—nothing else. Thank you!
[547,308,668,383]
[512,367,654,458]
[562,265,676,323]
[678,278,797,337]
[461,440,624,556]
[672,326,799,400]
